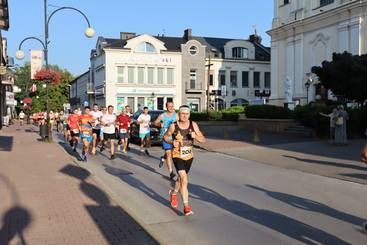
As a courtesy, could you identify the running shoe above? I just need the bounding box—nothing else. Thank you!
[69,140,74,147]
[183,205,193,216]
[100,145,105,152]
[145,149,150,156]
[169,190,178,209]
[110,154,115,160]
[73,147,77,152]
[159,156,165,168]
[126,146,131,151]
[170,172,176,180]
[122,149,127,154]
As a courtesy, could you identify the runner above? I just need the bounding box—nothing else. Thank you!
[125,105,132,151]
[79,106,94,161]
[67,108,80,152]
[137,107,151,155]
[62,110,69,142]
[116,107,131,154]
[154,101,177,180]
[89,104,103,155]
[19,111,25,126]
[99,106,107,151]
[164,105,206,216]
[101,105,117,160]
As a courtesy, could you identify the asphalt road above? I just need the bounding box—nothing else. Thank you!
[58,136,367,245]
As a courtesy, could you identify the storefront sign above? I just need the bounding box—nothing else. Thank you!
[5,91,14,105]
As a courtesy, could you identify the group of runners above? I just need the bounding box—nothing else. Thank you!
[59,101,205,216]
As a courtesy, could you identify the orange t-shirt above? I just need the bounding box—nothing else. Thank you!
[79,114,93,134]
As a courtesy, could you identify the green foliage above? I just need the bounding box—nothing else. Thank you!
[14,63,74,114]
[245,105,290,119]
[221,106,245,113]
[190,112,208,121]
[209,111,222,120]
[312,52,367,104]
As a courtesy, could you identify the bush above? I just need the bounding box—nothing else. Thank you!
[190,112,208,121]
[245,105,290,119]
[221,106,245,113]
[209,111,222,121]
[222,112,239,121]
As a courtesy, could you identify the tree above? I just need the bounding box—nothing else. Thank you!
[14,63,74,114]
[312,52,367,106]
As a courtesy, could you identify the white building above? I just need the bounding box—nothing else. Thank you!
[268,0,367,106]
[71,29,271,112]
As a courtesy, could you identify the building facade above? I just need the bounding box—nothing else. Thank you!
[74,29,270,112]
[268,0,367,106]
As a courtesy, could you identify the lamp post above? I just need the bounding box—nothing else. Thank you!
[16,0,94,142]
[305,73,314,104]
[206,48,217,117]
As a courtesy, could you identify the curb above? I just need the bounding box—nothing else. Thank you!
[53,135,162,245]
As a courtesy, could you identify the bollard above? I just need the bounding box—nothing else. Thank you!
[252,128,260,143]
[223,129,230,139]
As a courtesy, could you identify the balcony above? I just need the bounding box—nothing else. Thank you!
[185,81,204,93]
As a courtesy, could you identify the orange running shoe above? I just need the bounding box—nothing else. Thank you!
[169,190,178,209]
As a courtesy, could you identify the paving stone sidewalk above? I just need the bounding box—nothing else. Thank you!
[0,124,156,245]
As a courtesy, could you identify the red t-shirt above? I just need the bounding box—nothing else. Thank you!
[116,114,131,131]
[68,114,79,130]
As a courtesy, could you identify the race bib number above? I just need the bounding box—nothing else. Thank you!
[180,146,193,159]
[119,128,127,133]
[72,129,79,134]
[83,132,90,136]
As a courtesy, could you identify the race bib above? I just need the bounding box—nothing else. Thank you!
[180,146,193,159]
[83,131,90,136]
[119,128,127,133]
[72,129,79,134]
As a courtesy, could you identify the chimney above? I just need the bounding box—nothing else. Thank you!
[183,28,192,41]
[120,32,136,40]
[249,34,262,44]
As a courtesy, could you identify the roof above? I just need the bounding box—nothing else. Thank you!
[100,34,270,61]
[70,70,89,84]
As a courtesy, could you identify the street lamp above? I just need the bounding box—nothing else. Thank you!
[305,73,314,104]
[206,48,217,117]
[15,0,94,142]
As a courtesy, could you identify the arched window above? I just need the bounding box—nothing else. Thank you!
[232,47,248,59]
[136,42,156,53]
[230,98,248,107]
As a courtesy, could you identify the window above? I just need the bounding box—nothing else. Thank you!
[147,67,154,84]
[232,47,248,59]
[128,67,135,84]
[265,72,271,88]
[190,69,197,89]
[254,72,260,88]
[189,46,198,55]
[219,70,226,86]
[137,97,145,109]
[283,0,289,5]
[209,74,213,86]
[242,71,249,87]
[117,66,124,83]
[320,0,334,7]
[167,68,174,85]
[230,71,237,88]
[230,98,248,107]
[127,97,135,112]
[157,97,164,110]
[232,90,236,97]
[136,42,156,53]
[138,67,145,84]
[158,68,164,84]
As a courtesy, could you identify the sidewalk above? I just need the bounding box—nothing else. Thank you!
[196,126,367,185]
[0,124,156,245]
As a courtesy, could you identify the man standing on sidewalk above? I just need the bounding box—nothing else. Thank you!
[137,107,151,155]
[101,105,117,160]
[79,106,94,161]
[154,101,177,180]
[90,104,103,155]
[164,105,205,216]
[67,108,80,152]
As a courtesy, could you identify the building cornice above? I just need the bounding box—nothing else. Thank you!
[267,0,365,38]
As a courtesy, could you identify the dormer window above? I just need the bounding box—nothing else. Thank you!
[136,42,156,53]
[232,47,248,59]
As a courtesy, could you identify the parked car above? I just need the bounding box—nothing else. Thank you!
[130,110,164,145]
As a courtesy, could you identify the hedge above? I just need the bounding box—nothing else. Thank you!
[245,105,290,119]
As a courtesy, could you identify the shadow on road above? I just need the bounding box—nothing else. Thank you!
[339,173,367,180]
[189,183,349,245]
[103,164,182,216]
[246,185,366,226]
[283,155,367,172]
[0,135,13,151]
[59,164,156,244]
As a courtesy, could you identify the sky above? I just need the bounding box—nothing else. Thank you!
[5,0,274,76]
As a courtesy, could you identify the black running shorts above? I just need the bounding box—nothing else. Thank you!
[104,133,116,141]
[92,128,101,136]
[173,158,193,174]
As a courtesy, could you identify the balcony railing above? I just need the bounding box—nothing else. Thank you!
[185,81,203,91]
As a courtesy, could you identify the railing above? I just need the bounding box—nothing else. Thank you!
[185,81,203,90]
